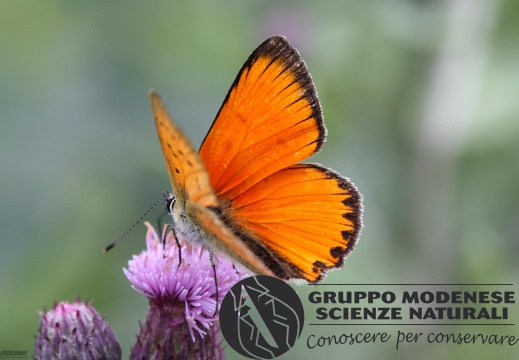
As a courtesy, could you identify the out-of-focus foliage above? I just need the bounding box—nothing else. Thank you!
[0,1,517,359]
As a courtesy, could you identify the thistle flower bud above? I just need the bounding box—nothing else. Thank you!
[35,300,121,360]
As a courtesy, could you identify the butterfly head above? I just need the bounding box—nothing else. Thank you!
[163,191,186,227]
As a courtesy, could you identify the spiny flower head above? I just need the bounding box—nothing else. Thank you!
[124,222,248,338]
[35,300,121,360]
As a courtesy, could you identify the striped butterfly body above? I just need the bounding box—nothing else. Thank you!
[151,35,362,283]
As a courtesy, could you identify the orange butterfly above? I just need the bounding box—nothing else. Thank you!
[150,35,362,283]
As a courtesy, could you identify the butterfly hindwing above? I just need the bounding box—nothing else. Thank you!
[184,199,276,277]
[228,163,362,282]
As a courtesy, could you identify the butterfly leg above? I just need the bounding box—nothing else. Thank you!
[163,223,183,266]
[156,211,169,236]
[209,250,219,317]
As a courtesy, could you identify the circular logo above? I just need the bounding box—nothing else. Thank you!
[220,275,304,359]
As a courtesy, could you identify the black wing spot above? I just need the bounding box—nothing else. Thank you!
[330,246,347,259]
[312,261,327,274]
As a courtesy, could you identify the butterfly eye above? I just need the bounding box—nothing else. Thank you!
[165,193,175,214]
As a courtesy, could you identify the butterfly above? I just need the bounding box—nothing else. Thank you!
[150,35,362,283]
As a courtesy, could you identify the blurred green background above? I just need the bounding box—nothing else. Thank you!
[1,1,518,359]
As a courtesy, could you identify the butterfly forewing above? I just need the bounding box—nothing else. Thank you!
[199,36,325,201]
[150,91,218,208]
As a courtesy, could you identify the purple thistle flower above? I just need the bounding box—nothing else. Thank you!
[124,222,250,359]
[35,300,121,360]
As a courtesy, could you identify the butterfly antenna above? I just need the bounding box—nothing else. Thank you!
[103,196,166,253]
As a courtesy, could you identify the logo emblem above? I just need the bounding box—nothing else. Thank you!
[220,275,304,359]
